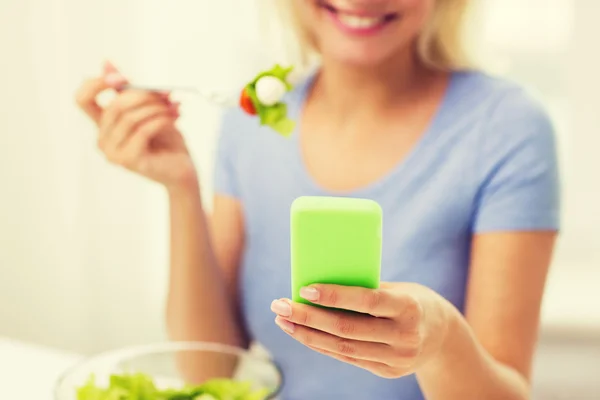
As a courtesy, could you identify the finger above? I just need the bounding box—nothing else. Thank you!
[119,116,175,167]
[306,345,403,379]
[379,282,395,289]
[100,91,169,141]
[75,77,112,124]
[271,299,396,343]
[298,284,407,318]
[274,317,391,364]
[107,103,178,151]
[102,60,129,89]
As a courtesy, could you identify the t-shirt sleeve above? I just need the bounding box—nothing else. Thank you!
[213,109,242,198]
[472,89,561,233]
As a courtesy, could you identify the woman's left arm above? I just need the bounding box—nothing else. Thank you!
[414,90,560,399]
[271,231,555,400]
[416,230,556,400]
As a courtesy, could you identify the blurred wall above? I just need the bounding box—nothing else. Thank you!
[476,0,600,333]
[0,0,269,353]
[547,0,600,327]
[0,0,598,355]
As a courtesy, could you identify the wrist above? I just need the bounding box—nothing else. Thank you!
[437,300,460,358]
[166,176,206,222]
[166,171,201,200]
[418,297,461,373]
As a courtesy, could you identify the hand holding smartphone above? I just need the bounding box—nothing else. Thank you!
[290,196,383,306]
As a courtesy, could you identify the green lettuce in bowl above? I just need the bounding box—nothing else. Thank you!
[77,373,269,400]
[54,342,283,400]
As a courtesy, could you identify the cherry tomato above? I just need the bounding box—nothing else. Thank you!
[239,88,257,116]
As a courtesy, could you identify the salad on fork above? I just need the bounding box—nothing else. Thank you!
[124,64,299,137]
[237,64,297,137]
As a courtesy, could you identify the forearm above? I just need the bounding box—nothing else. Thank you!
[165,182,247,348]
[416,304,530,400]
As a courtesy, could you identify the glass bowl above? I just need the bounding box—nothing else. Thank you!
[54,342,283,400]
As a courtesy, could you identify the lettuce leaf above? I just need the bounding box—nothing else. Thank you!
[76,373,271,400]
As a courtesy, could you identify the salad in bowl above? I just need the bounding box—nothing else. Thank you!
[54,342,283,400]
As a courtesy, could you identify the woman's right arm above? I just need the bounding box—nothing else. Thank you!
[75,63,248,380]
[165,184,248,383]
[166,184,248,349]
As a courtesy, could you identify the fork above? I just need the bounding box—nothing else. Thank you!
[122,84,238,107]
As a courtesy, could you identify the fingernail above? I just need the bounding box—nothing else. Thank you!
[103,60,118,73]
[158,92,171,102]
[275,317,295,333]
[169,102,181,116]
[300,287,320,302]
[271,299,292,317]
[104,72,126,86]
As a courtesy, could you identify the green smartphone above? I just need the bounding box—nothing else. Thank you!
[290,196,383,306]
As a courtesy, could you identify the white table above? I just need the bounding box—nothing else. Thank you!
[0,337,81,399]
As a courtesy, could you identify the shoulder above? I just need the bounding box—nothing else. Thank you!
[450,70,556,159]
[215,105,263,162]
[457,73,561,232]
[218,106,255,142]
[452,69,554,135]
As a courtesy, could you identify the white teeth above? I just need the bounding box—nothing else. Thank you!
[336,14,383,29]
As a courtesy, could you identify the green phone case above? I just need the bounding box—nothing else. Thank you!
[290,196,383,305]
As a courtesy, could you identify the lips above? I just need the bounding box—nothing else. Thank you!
[318,0,399,30]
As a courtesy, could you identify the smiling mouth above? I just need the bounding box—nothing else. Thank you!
[318,0,399,30]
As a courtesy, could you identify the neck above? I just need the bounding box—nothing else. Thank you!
[312,47,435,117]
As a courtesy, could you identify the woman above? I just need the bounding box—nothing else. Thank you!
[75,0,559,399]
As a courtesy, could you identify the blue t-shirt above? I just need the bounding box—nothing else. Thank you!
[213,70,560,400]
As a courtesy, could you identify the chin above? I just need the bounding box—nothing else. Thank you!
[320,42,398,68]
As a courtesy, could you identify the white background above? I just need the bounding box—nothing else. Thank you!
[0,0,598,355]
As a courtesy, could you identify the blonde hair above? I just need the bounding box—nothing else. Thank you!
[266,0,472,71]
